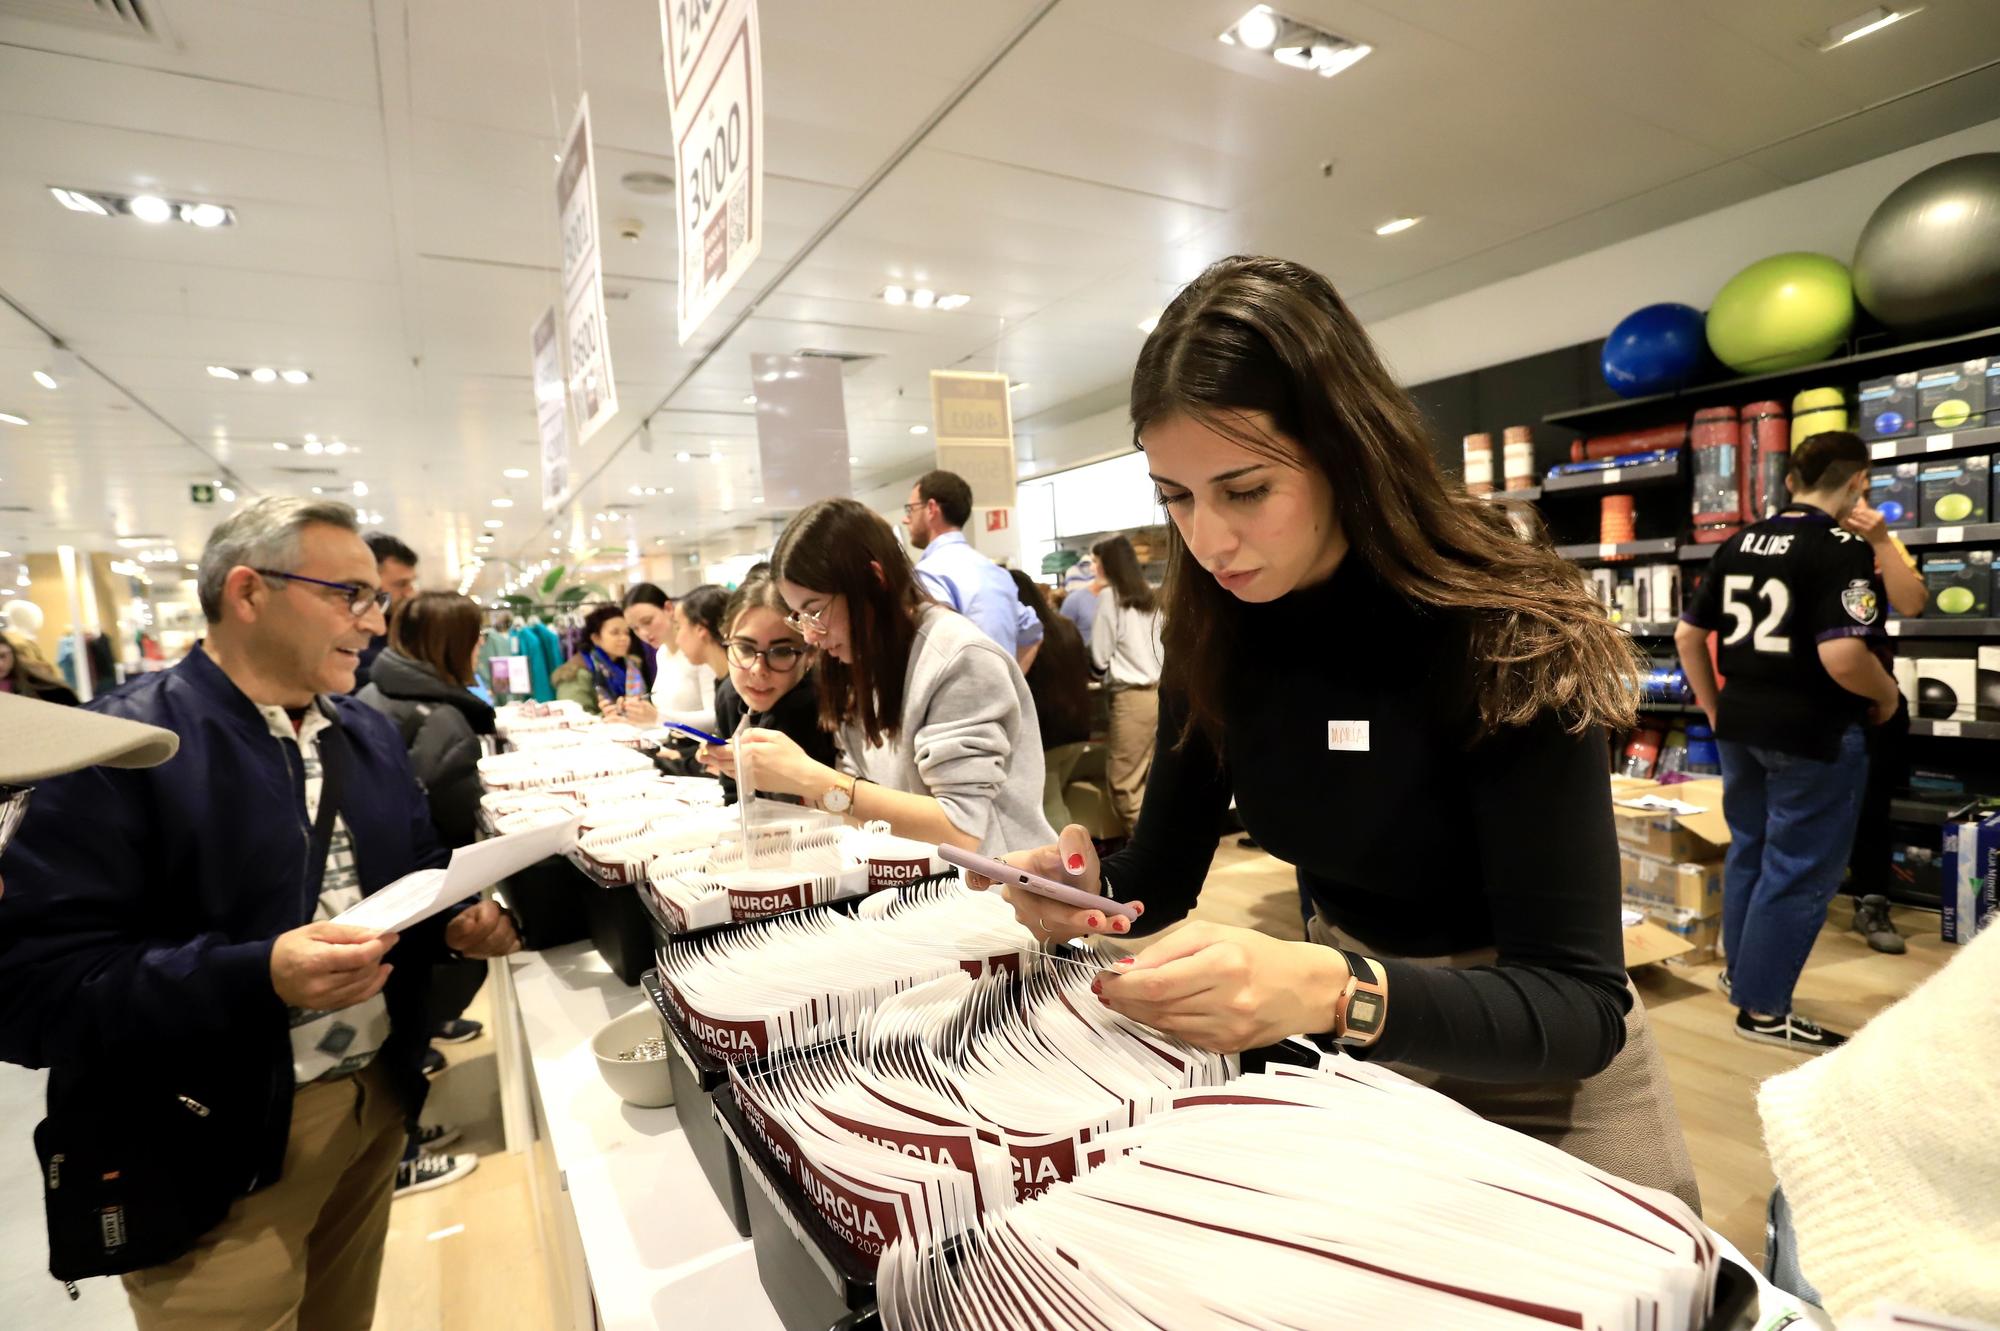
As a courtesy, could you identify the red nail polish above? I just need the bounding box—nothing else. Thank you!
[1086,914,1103,929]
[1066,854,1085,873]
[1113,919,1129,933]
[1114,957,1135,967]
[1132,902,1145,917]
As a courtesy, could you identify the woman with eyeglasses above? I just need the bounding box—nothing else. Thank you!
[727,498,1055,854]
[970,256,1700,1210]
[696,574,836,801]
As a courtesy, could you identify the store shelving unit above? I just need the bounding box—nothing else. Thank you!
[1540,457,1683,495]
[1886,618,2000,638]
[1910,717,2000,741]
[1867,422,2000,462]
[1554,537,1679,563]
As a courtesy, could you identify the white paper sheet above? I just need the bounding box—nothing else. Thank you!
[334,815,578,933]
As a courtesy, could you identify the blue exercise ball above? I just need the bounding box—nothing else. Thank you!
[1602,302,1706,397]
[1852,152,2000,331]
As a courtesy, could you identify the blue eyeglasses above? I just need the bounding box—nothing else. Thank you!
[253,568,391,619]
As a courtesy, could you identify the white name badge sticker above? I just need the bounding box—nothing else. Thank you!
[1327,720,1370,752]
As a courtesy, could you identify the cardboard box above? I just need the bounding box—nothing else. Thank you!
[1621,850,1724,918]
[1921,550,1994,616]
[1622,918,1694,969]
[1633,903,1722,965]
[1940,812,1998,944]
[1610,778,1729,863]
[1869,461,1921,528]
[1917,359,1988,434]
[1857,371,1918,440]
[1915,658,1977,722]
[1919,455,1991,525]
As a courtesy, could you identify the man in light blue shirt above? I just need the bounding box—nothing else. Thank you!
[1058,559,1099,649]
[905,469,1043,667]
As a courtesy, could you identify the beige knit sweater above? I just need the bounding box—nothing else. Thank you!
[1757,925,2000,1324]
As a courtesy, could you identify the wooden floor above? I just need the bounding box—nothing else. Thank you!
[373,839,1948,1327]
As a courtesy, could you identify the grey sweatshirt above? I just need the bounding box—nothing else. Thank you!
[842,607,1058,855]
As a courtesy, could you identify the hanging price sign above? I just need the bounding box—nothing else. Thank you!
[555,95,619,443]
[660,0,762,343]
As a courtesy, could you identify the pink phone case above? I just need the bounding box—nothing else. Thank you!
[935,845,1140,922]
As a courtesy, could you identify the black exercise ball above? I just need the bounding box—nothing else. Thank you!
[1917,678,1960,721]
[1852,153,2000,331]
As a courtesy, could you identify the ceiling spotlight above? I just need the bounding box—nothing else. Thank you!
[503,467,530,479]
[272,441,290,450]
[492,497,514,508]
[183,202,229,228]
[128,194,173,224]
[0,412,29,426]
[848,455,859,465]
[49,187,109,216]
[303,440,324,455]
[325,441,347,456]
[352,481,369,497]
[935,292,971,311]
[751,496,764,505]
[1374,215,1422,236]
[1821,5,1917,48]
[1224,4,1280,48]
[910,288,937,310]
[628,485,644,495]
[32,370,57,391]
[249,367,278,384]
[910,424,930,435]
[742,394,758,405]
[217,486,237,502]
[882,285,909,305]
[207,365,240,380]
[675,450,691,463]
[709,451,722,463]
[280,369,311,385]
[483,519,504,529]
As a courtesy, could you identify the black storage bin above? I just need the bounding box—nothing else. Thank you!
[495,855,590,951]
[584,880,654,985]
[641,970,751,1237]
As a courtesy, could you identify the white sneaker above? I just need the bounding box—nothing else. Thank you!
[395,1151,478,1198]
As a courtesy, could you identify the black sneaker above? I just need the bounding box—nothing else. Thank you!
[421,1046,447,1078]
[394,1151,478,1198]
[1715,970,1731,999]
[432,1018,484,1044]
[412,1122,462,1152]
[1850,895,1907,955]
[1735,1010,1848,1052]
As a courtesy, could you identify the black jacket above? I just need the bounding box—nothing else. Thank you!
[0,647,455,1210]
[713,671,839,803]
[357,649,495,849]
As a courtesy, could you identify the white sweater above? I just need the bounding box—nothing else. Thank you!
[652,649,719,733]
[1089,586,1164,690]
[841,607,1057,856]
[1757,925,2000,1324]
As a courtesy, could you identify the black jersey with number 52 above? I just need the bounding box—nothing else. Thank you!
[1682,505,1885,760]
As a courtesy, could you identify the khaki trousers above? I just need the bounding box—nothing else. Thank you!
[1309,915,1702,1213]
[1105,685,1159,834]
[123,1061,406,1331]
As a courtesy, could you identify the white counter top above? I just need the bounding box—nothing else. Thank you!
[506,942,782,1331]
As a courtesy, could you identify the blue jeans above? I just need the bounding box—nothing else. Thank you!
[1717,725,1868,1017]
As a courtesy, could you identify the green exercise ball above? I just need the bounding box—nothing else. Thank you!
[1705,252,1855,374]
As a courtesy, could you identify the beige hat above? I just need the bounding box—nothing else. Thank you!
[0,693,180,785]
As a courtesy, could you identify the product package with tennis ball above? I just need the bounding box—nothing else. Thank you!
[1922,550,1993,617]
[1920,454,1990,526]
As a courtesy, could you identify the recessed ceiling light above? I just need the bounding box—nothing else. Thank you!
[1222,4,1279,48]
[207,365,240,380]
[303,440,324,455]
[503,468,530,479]
[32,370,57,390]
[742,394,758,405]
[675,450,691,463]
[935,293,971,311]
[1220,7,1371,78]
[1821,5,1918,48]
[484,519,504,529]
[250,367,278,384]
[492,498,514,508]
[272,441,290,450]
[48,187,109,216]
[128,194,173,224]
[1374,215,1421,236]
[352,481,369,497]
[882,285,909,305]
[910,288,937,310]
[910,424,930,435]
[709,450,722,463]
[218,486,237,502]
[183,203,229,228]
[848,455,859,465]
[280,369,311,385]
[0,412,28,426]
[325,441,347,456]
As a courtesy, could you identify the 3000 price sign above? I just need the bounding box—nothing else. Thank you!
[684,102,743,235]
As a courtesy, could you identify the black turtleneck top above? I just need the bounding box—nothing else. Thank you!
[1104,556,1631,1084]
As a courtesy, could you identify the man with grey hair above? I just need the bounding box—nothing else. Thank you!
[0,495,519,1327]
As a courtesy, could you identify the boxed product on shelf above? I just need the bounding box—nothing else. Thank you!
[1858,371,1919,440]
[1918,454,1991,525]
[1647,905,1721,964]
[1939,810,1999,944]
[1869,461,1921,528]
[1620,850,1723,918]
[1895,657,1919,709]
[1646,564,1682,619]
[1791,386,1846,446]
[1609,778,1729,862]
[1920,552,1993,617]
[1914,659,1978,722]
[1888,837,1943,904]
[1979,647,2000,718]
[1916,359,1988,434]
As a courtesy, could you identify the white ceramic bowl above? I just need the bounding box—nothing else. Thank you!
[589,1006,675,1108]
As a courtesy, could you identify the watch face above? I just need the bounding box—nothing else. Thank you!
[1347,991,1382,1032]
[822,783,852,813]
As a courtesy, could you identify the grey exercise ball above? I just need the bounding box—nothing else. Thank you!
[1852,153,2000,331]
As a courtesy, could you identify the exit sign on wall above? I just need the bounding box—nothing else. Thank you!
[190,483,215,505]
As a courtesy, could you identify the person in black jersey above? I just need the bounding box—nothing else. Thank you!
[699,574,837,801]
[968,255,1700,1210]
[1676,432,1895,1053]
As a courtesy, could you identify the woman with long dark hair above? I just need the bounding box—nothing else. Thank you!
[1008,568,1093,830]
[550,605,647,714]
[0,632,78,706]
[698,574,837,801]
[727,499,1054,853]
[974,256,1697,1208]
[1088,533,1164,830]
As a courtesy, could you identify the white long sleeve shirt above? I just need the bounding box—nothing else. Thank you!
[1089,587,1164,690]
